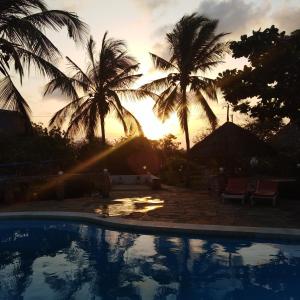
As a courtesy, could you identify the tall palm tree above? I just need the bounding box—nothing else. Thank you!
[0,0,87,129]
[140,13,228,151]
[45,33,150,144]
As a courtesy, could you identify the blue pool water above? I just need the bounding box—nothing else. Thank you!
[0,220,300,300]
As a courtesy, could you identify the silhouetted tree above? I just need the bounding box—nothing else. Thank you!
[243,117,284,141]
[141,13,228,152]
[45,33,150,144]
[0,0,87,128]
[0,123,74,166]
[218,26,300,129]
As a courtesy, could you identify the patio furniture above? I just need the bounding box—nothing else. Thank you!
[221,178,248,205]
[251,180,278,206]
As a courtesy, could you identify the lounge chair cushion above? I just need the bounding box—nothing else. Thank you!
[253,180,278,198]
[224,178,248,195]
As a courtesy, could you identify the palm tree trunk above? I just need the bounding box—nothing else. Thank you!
[183,111,190,152]
[182,87,191,187]
[182,87,190,151]
[100,114,106,145]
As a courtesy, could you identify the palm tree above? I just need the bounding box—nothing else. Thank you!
[45,33,150,144]
[0,0,87,129]
[140,13,228,152]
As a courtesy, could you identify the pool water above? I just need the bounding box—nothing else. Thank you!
[0,220,299,300]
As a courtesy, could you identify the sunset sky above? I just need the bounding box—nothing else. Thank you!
[14,0,300,144]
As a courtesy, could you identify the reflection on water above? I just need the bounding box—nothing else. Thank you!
[0,220,300,300]
[94,196,164,216]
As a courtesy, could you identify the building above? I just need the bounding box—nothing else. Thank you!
[0,109,26,136]
[190,122,275,172]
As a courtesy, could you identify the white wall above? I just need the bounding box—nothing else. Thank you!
[110,174,159,185]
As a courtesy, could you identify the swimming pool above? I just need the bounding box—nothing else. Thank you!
[0,219,299,300]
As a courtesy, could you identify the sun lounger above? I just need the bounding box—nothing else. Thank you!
[221,178,248,205]
[251,180,278,206]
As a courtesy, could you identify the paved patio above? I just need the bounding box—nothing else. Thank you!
[1,185,300,228]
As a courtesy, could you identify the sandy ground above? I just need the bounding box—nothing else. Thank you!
[1,185,300,228]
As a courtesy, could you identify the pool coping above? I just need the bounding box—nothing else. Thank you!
[0,211,300,241]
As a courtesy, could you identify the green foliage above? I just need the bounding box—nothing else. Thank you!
[218,26,300,126]
[243,118,284,141]
[159,155,187,186]
[0,123,75,165]
[152,134,182,154]
[150,134,187,185]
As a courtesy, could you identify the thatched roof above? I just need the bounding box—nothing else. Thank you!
[190,122,274,164]
[0,109,26,136]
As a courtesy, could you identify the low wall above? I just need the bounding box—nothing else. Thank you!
[110,174,161,189]
[110,175,151,185]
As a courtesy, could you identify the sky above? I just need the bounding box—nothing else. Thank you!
[14,0,300,144]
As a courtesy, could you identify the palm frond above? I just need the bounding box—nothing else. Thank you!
[196,60,224,71]
[192,19,219,53]
[190,76,218,101]
[115,89,159,101]
[66,99,95,138]
[0,0,47,17]
[149,53,177,71]
[0,75,31,125]
[108,74,142,89]
[177,103,189,132]
[86,36,99,84]
[44,74,83,101]
[107,90,123,111]
[23,10,88,43]
[15,46,68,80]
[1,15,61,62]
[0,38,23,79]
[122,106,144,136]
[106,63,140,88]
[167,14,209,70]
[196,38,230,69]
[110,102,128,134]
[139,76,172,92]
[49,96,85,128]
[154,86,178,121]
[66,56,91,87]
[195,91,218,129]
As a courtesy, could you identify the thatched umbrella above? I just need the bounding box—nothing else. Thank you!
[190,122,275,170]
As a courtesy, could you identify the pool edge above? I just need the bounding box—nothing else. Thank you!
[0,211,300,241]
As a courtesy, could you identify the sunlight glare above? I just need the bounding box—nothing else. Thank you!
[125,98,179,140]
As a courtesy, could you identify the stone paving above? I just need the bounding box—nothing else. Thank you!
[1,185,300,228]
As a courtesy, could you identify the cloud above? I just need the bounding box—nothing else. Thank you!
[43,88,69,102]
[47,0,95,11]
[133,0,176,11]
[272,5,300,33]
[197,0,300,39]
[198,0,271,38]
[152,24,172,37]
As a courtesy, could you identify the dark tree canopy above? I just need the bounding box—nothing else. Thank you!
[218,26,300,126]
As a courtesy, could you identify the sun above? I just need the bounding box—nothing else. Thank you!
[135,107,179,140]
[124,98,178,140]
[141,115,171,140]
